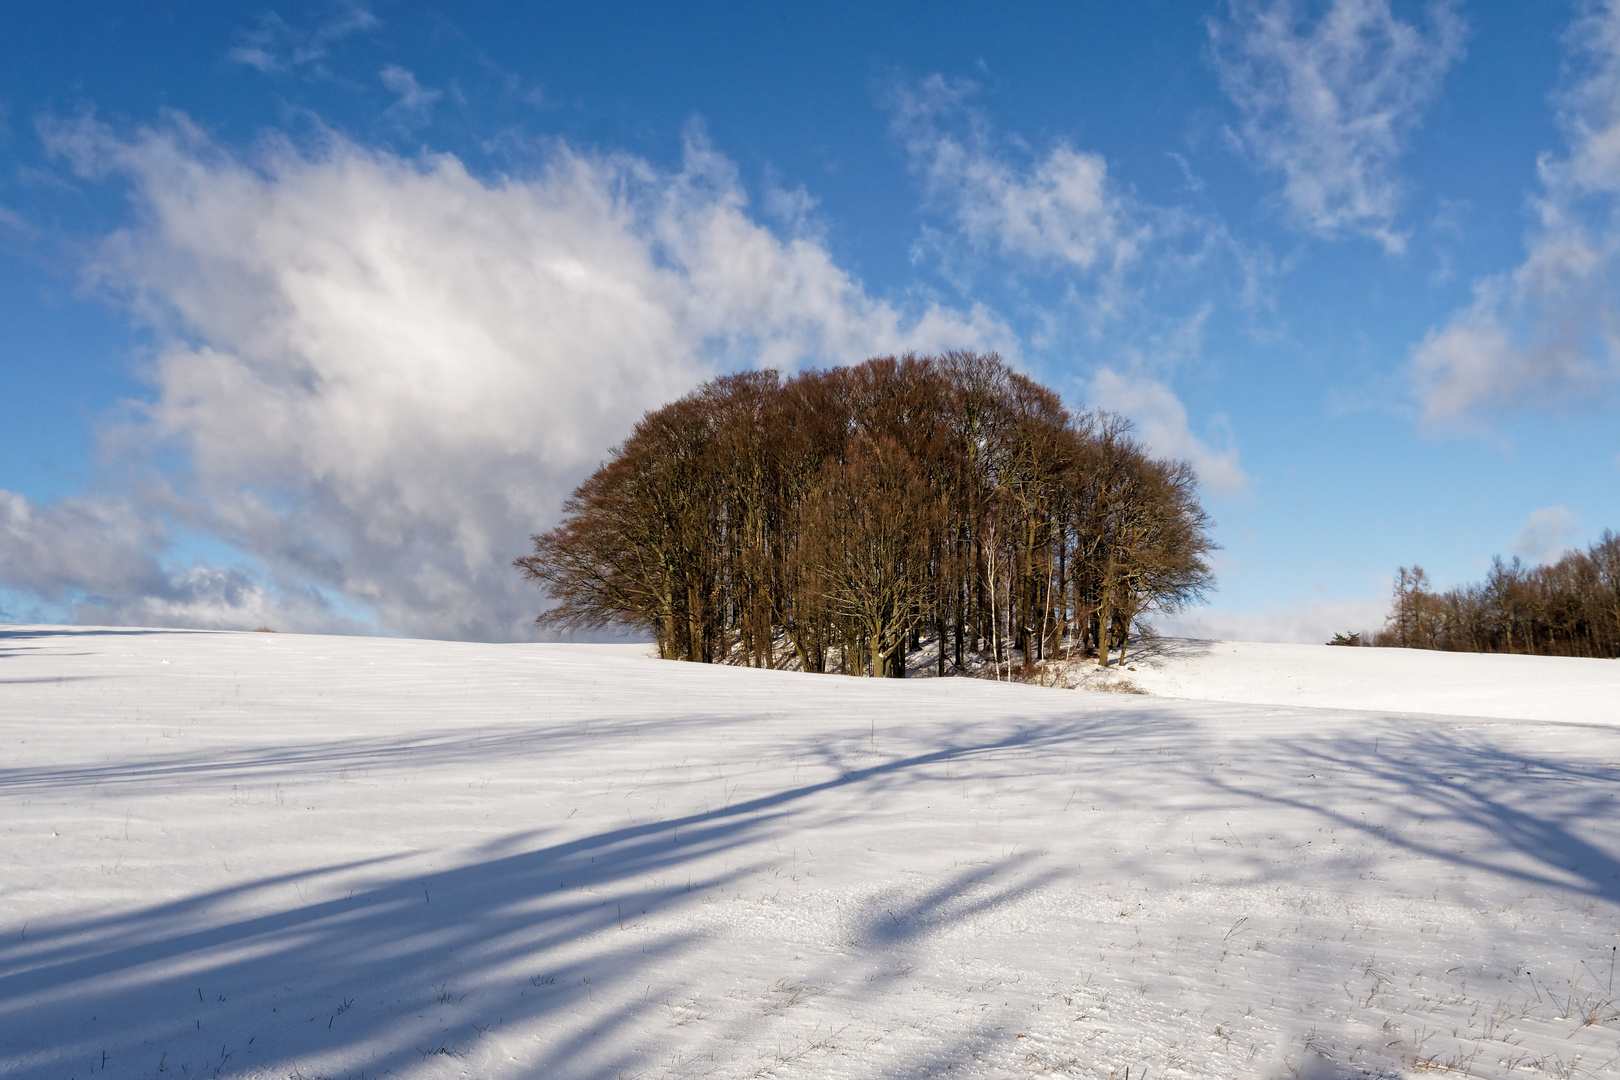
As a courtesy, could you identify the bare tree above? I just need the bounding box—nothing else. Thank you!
[1377,534,1620,658]
[518,353,1220,677]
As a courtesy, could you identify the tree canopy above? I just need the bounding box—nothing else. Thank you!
[1380,533,1620,658]
[517,353,1216,676]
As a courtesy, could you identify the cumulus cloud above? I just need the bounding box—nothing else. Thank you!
[1089,367,1248,493]
[6,116,1005,639]
[891,76,1147,275]
[1511,505,1580,566]
[0,492,168,603]
[1210,0,1465,251]
[1411,1,1620,425]
[228,2,378,74]
[0,491,356,631]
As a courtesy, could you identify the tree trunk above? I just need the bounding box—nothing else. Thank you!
[954,580,965,669]
[1096,587,1112,668]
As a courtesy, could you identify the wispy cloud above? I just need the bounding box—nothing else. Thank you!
[0,199,33,239]
[1410,0,1620,426]
[888,72,1282,324]
[890,77,1256,496]
[891,76,1147,277]
[1511,505,1580,566]
[379,65,442,126]
[1210,0,1465,251]
[228,2,378,74]
[7,116,1008,638]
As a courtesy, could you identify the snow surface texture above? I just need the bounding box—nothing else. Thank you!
[2,627,1619,1079]
[1065,638,1620,723]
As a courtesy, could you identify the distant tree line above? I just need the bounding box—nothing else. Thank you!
[1374,532,1620,658]
[517,353,1215,676]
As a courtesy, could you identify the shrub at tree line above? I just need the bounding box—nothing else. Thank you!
[517,352,1215,677]
[1373,535,1620,658]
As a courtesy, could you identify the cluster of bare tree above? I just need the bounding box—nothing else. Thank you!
[1377,532,1620,658]
[517,353,1215,676]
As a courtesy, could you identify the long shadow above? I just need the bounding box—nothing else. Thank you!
[0,628,218,640]
[7,693,1619,1078]
[853,848,1055,950]
[0,626,213,665]
[1,723,1056,991]
[1123,635,1219,668]
[0,676,1101,799]
[1203,723,1620,905]
[0,626,208,654]
[0,723,697,796]
[695,852,1065,1077]
[0,702,1054,797]
[0,720,1090,1080]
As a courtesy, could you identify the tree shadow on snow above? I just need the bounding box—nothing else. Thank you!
[0,721,1085,1080]
[1117,634,1220,669]
[5,693,1619,1078]
[0,626,223,666]
[1203,723,1620,906]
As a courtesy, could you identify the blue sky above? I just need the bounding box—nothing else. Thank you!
[0,0,1616,642]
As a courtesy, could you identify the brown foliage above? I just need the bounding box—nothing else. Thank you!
[516,354,1217,675]
[1378,532,1620,658]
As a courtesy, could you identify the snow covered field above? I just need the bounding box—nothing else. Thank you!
[2,627,1619,1080]
[1072,639,1620,724]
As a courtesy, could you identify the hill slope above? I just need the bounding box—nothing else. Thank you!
[1072,636,1620,722]
[2,626,1618,1079]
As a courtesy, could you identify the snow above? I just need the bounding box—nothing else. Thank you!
[2,625,1618,1079]
[1074,638,1620,724]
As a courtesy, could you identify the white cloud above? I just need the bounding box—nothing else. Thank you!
[10,117,1005,640]
[1210,0,1465,251]
[889,75,1274,342]
[1511,505,1580,566]
[891,77,1146,275]
[380,66,442,126]
[1411,1,1620,426]
[1154,596,1389,644]
[1089,367,1249,493]
[0,491,356,631]
[227,2,378,74]
[885,79,1267,509]
[0,200,32,239]
[0,491,168,602]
